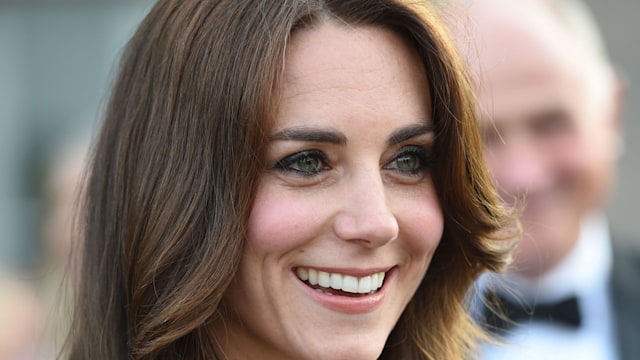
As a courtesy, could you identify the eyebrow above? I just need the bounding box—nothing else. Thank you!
[387,123,433,146]
[269,122,433,145]
[269,127,347,145]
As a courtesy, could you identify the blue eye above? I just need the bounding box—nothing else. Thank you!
[386,146,433,174]
[273,150,329,176]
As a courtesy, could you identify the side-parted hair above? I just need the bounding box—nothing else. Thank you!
[67,0,516,359]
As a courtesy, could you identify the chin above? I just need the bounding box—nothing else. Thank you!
[298,331,388,360]
[323,344,384,360]
[514,223,578,276]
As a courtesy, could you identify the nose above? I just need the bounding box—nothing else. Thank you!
[332,170,399,248]
[488,137,550,198]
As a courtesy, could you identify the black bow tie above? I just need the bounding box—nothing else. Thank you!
[482,292,582,334]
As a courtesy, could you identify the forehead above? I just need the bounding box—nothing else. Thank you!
[467,1,590,126]
[283,21,424,91]
[476,55,586,127]
[276,20,431,130]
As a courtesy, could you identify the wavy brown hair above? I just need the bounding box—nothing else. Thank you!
[66,0,515,359]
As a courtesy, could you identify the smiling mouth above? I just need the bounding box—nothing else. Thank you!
[295,267,386,297]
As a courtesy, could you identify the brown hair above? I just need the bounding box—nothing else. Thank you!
[67,0,515,359]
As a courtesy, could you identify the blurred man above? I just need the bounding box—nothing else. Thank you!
[451,0,640,359]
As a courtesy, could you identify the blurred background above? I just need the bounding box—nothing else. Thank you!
[0,0,154,271]
[585,0,640,243]
[0,0,637,356]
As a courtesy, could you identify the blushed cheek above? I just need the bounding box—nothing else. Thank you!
[398,194,444,255]
[246,188,326,253]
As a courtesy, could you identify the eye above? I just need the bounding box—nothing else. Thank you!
[533,111,573,137]
[385,146,433,175]
[272,150,329,176]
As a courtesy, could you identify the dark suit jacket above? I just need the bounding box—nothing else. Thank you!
[610,239,640,360]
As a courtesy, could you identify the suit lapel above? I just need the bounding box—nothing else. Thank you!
[609,239,640,360]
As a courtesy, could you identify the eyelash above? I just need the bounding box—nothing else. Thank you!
[272,146,434,177]
[384,145,434,175]
[272,150,329,177]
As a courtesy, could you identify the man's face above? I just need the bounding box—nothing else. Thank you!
[471,7,619,276]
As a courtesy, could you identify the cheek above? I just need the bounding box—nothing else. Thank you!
[395,191,444,254]
[543,129,587,175]
[246,185,326,253]
[571,126,617,204]
[555,132,604,183]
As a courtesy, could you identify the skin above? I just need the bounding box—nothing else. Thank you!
[215,21,443,360]
[464,0,621,276]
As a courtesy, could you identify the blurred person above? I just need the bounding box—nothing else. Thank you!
[451,0,640,359]
[0,140,88,360]
[42,138,88,274]
[0,268,41,360]
[0,137,89,360]
[39,137,89,358]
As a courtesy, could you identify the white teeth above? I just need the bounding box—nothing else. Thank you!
[371,273,379,289]
[308,268,318,285]
[318,271,330,288]
[295,268,387,294]
[342,275,358,293]
[330,273,342,290]
[296,268,309,281]
[358,276,372,294]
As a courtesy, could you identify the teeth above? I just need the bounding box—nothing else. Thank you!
[357,276,372,294]
[343,275,358,293]
[295,268,387,294]
[378,272,385,288]
[318,271,330,287]
[296,268,309,281]
[330,273,343,290]
[308,268,318,285]
[315,288,332,295]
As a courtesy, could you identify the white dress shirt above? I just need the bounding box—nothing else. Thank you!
[480,212,619,360]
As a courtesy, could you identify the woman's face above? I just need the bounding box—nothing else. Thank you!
[218,21,443,360]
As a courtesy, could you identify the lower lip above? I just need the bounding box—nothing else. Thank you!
[293,268,394,314]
